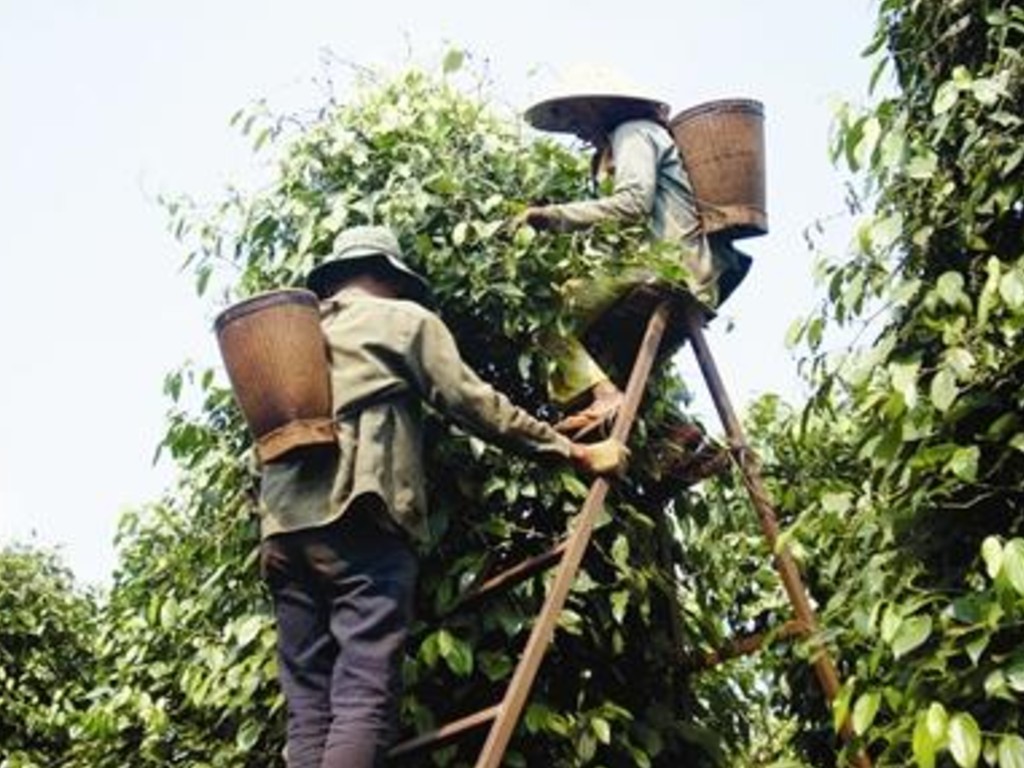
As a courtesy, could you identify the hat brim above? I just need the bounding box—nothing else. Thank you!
[306,252,434,308]
[525,95,668,137]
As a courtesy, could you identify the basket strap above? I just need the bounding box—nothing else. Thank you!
[320,298,342,319]
[256,418,336,462]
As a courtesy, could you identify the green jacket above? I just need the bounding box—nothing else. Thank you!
[259,291,572,542]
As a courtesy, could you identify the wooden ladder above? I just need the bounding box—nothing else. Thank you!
[389,285,871,768]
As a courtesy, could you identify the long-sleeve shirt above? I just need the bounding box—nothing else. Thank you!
[259,292,573,542]
[541,118,750,307]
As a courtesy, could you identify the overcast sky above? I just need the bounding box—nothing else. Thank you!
[0,1,877,586]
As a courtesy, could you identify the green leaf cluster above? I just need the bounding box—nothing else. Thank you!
[779,1,1024,764]
[0,545,97,767]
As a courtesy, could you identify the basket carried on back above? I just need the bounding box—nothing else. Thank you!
[214,289,334,463]
[670,99,767,240]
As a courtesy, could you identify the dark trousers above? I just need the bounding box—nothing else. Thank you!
[261,500,418,768]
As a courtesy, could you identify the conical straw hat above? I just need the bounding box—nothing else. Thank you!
[524,64,669,138]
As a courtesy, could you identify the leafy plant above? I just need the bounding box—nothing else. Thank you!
[781,1,1024,764]
[58,56,785,766]
[0,545,96,767]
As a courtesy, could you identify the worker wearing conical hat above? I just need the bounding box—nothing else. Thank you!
[520,66,750,438]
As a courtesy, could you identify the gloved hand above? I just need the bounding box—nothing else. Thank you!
[570,438,630,478]
[513,205,559,231]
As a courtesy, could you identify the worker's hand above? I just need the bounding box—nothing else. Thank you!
[515,205,558,231]
[570,438,630,478]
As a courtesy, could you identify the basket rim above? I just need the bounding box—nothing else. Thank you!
[670,98,764,125]
[214,288,320,332]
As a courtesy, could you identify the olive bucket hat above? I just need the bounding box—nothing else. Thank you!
[524,64,669,141]
[306,225,434,308]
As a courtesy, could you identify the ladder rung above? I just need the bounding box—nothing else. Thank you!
[454,541,569,610]
[388,703,501,760]
[689,620,807,670]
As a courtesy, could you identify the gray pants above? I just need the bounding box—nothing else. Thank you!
[261,499,418,767]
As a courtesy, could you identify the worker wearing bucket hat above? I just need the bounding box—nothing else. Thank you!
[518,65,750,440]
[258,224,629,768]
[306,225,435,308]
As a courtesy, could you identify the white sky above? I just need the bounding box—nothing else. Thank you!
[0,1,876,586]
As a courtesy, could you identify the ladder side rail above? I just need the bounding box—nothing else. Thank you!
[680,306,872,768]
[474,301,672,768]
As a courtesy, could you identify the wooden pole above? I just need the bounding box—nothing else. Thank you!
[474,302,672,768]
[680,304,871,768]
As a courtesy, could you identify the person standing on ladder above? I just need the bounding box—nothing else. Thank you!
[517,67,752,453]
[257,225,629,768]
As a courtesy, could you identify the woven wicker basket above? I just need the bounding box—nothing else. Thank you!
[670,99,767,239]
[215,289,334,462]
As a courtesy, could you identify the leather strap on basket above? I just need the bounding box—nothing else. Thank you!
[257,418,336,463]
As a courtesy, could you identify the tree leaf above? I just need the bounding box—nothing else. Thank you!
[879,127,906,170]
[892,615,932,659]
[985,670,1010,700]
[914,712,938,768]
[855,116,882,169]
[784,317,806,348]
[611,534,630,569]
[971,77,1004,106]
[452,220,469,246]
[233,615,263,649]
[977,256,1002,328]
[889,359,921,408]
[936,271,966,306]
[442,48,465,74]
[926,702,948,741]
[907,150,937,179]
[947,446,980,482]
[965,634,989,666]
[933,80,960,114]
[930,368,959,412]
[821,491,853,515]
[438,629,474,677]
[880,605,902,644]
[420,631,440,668]
[951,65,973,88]
[479,650,513,682]
[948,712,981,768]
[592,716,612,745]
[1002,539,1024,595]
[998,735,1024,768]
[611,589,629,624]
[1005,657,1024,693]
[807,316,824,350]
[236,719,260,752]
[981,536,1004,580]
[945,347,975,379]
[159,596,179,630]
[999,271,1024,309]
[832,678,855,734]
[852,690,882,734]
[870,212,903,251]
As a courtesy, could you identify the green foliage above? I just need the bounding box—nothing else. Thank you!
[23,9,1024,760]
[0,545,96,767]
[780,1,1024,765]
[62,58,779,766]
[11,7,1023,763]
[63,368,282,767]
